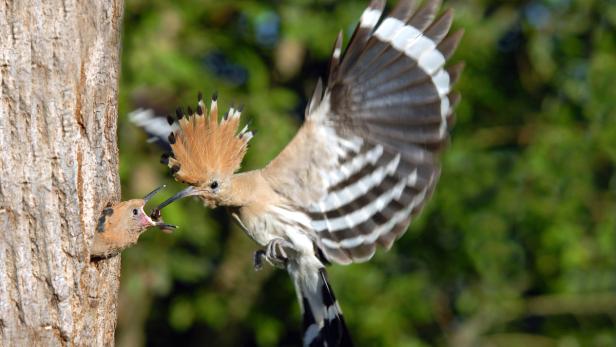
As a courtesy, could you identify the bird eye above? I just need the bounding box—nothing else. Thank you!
[210,181,219,190]
[132,208,138,216]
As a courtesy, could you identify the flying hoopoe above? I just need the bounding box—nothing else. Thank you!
[91,185,176,259]
[139,0,463,345]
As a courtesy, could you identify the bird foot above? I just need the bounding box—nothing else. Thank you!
[253,238,296,271]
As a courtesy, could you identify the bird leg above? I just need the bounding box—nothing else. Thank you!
[253,238,296,271]
[253,249,266,271]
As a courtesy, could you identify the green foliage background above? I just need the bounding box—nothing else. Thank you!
[117,0,616,346]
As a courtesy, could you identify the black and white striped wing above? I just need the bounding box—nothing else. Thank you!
[267,0,463,265]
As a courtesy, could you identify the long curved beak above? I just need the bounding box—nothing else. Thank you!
[143,185,166,203]
[156,185,199,210]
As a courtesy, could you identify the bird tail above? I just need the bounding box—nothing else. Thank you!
[289,258,353,347]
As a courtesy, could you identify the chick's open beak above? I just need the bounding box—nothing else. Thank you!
[140,185,178,232]
[155,221,178,233]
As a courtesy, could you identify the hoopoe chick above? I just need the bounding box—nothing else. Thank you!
[91,185,176,259]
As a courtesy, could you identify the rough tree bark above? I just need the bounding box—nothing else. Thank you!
[0,1,124,345]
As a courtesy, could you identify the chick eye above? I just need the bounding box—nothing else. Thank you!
[132,208,138,216]
[210,181,219,190]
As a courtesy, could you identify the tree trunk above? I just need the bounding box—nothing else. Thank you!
[0,1,124,345]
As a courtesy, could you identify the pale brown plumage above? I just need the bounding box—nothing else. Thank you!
[150,1,463,345]
[91,186,174,259]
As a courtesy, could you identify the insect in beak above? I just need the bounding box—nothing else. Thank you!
[149,208,177,233]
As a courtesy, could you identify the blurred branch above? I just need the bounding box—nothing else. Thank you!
[449,292,616,347]
[479,333,556,347]
[469,125,537,148]
[526,292,616,316]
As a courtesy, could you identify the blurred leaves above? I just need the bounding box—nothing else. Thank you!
[117,0,616,346]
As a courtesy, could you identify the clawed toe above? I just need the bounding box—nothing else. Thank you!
[254,238,296,270]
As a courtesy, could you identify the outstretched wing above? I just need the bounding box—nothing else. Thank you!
[263,0,463,265]
[129,108,177,151]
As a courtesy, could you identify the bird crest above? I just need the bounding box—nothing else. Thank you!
[163,93,253,186]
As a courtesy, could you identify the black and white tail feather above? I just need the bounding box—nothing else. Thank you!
[290,257,352,347]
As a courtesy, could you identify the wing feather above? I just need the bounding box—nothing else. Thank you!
[264,0,462,264]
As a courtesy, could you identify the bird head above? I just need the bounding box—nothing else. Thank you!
[97,185,175,235]
[107,199,156,233]
[158,93,253,210]
[91,185,176,259]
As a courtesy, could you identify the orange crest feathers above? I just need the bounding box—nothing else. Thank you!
[165,93,253,185]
